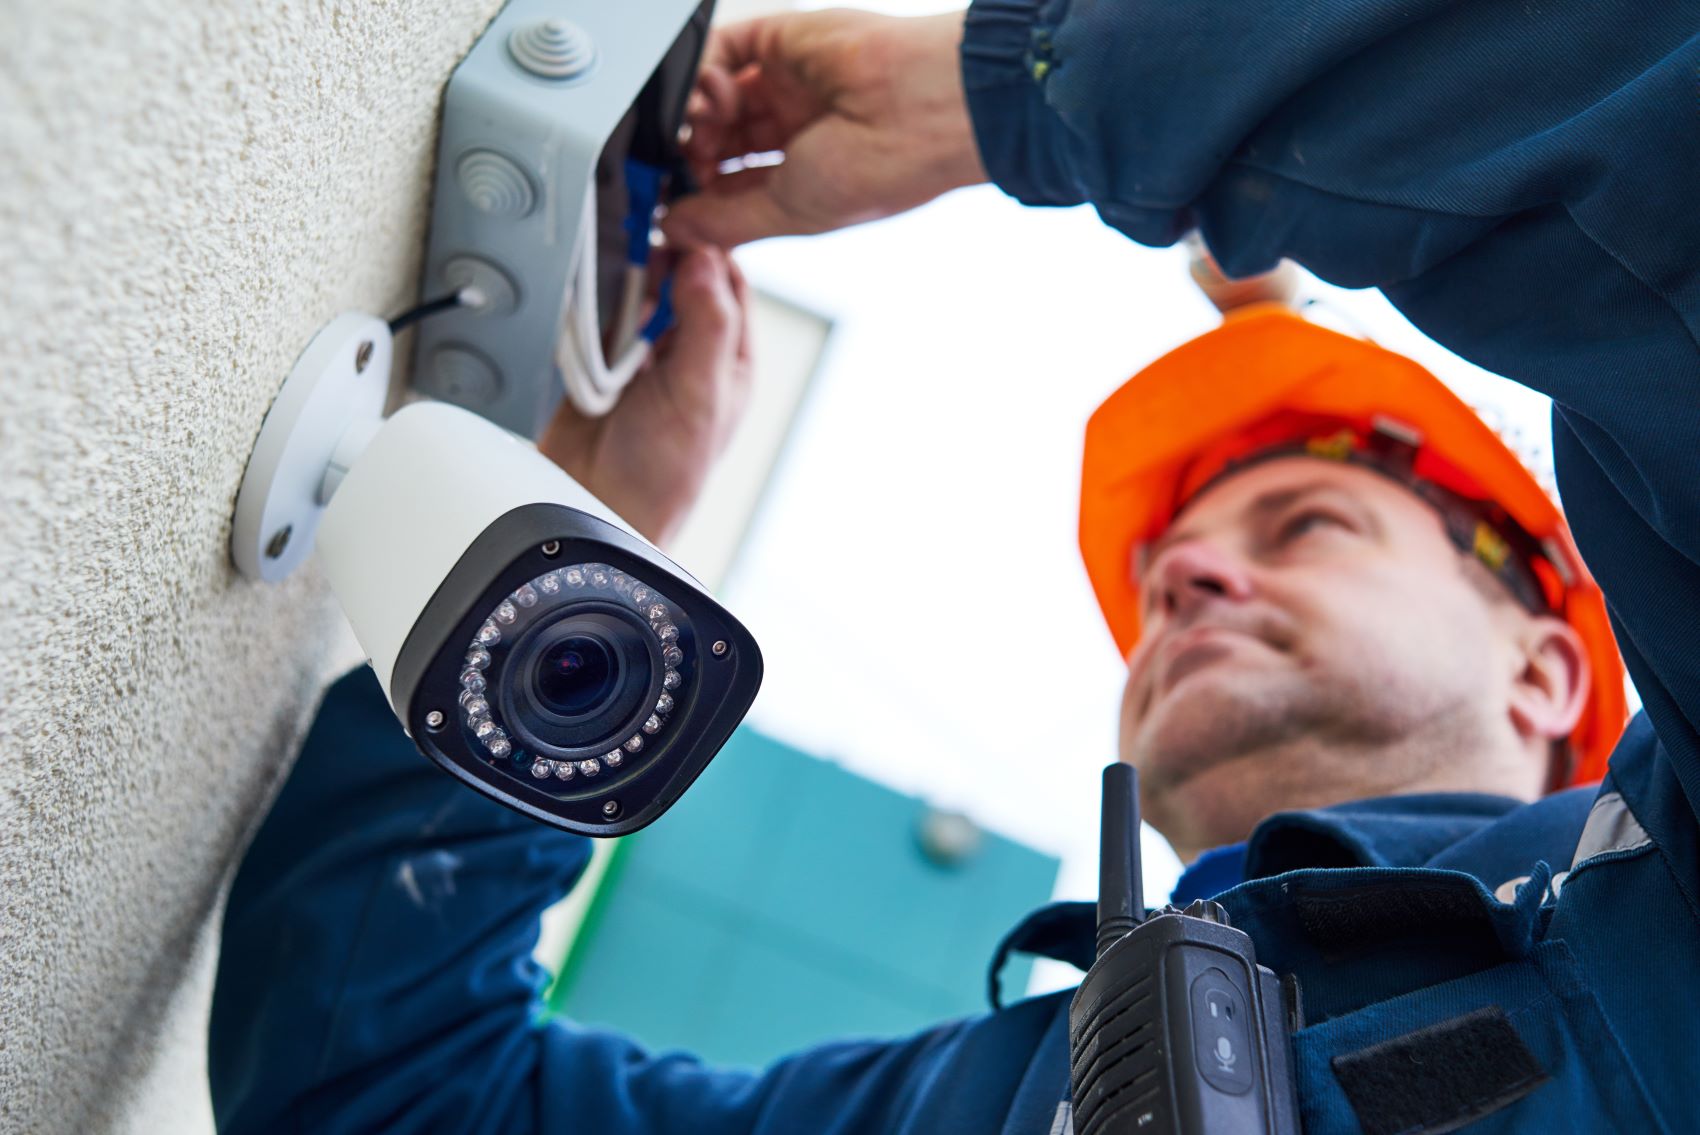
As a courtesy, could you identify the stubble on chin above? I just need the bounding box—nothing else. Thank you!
[1127,664,1304,781]
[1121,666,1330,841]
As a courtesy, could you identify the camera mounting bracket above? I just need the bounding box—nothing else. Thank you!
[232,312,392,583]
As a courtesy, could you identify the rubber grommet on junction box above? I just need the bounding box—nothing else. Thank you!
[509,19,596,81]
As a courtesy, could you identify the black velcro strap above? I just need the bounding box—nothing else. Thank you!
[1332,1006,1549,1135]
[1294,881,1490,954]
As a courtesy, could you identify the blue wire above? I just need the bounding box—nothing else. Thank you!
[623,158,676,342]
[640,278,676,344]
[623,159,666,268]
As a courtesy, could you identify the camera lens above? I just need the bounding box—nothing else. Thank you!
[534,635,617,716]
[502,606,661,757]
[456,563,697,778]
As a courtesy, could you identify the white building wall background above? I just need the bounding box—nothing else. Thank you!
[0,4,506,1130]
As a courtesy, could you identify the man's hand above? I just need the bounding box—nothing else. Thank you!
[539,245,753,547]
[661,9,986,248]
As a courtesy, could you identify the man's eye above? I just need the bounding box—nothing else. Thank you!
[1277,510,1347,543]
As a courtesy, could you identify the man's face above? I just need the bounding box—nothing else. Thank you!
[1118,457,1541,855]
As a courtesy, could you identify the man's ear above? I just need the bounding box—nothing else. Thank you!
[1507,614,1589,747]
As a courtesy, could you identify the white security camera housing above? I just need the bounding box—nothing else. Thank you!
[232,314,762,835]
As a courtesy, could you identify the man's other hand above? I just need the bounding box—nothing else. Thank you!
[661,9,986,248]
[539,245,753,547]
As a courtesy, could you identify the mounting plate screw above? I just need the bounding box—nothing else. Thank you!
[265,526,292,559]
[711,640,729,657]
[355,340,375,373]
[602,799,621,819]
[425,710,445,730]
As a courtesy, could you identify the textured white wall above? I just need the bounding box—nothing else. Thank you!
[0,2,504,1131]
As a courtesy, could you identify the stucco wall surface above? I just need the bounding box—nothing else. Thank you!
[0,2,504,1131]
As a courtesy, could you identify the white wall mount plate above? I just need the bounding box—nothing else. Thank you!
[232,312,392,582]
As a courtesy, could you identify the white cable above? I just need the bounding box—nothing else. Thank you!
[557,187,653,417]
[612,263,647,354]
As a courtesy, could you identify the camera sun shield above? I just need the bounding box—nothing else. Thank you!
[390,503,761,837]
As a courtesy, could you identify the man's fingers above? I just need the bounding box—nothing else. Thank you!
[668,245,739,350]
[662,189,785,248]
[721,112,795,165]
[683,65,741,151]
[696,60,741,115]
[700,163,776,198]
[684,63,816,185]
[698,17,778,79]
[685,118,792,191]
[727,256,753,369]
[644,246,745,422]
[663,168,817,248]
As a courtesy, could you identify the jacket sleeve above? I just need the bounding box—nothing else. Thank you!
[209,667,991,1135]
[961,0,1700,841]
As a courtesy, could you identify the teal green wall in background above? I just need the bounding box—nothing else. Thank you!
[550,727,1061,1067]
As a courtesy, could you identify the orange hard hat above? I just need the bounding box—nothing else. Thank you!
[1079,305,1626,787]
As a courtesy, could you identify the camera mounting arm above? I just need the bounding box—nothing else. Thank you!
[231,313,392,583]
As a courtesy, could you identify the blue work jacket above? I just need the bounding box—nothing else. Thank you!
[212,1,1700,1131]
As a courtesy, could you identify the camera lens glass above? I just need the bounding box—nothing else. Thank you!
[534,635,617,716]
[458,562,693,782]
[507,610,655,750]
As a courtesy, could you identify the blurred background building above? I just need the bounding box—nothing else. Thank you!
[547,728,1058,1063]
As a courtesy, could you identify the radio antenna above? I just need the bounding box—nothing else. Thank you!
[1095,763,1144,959]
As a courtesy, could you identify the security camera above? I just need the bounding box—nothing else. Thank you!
[231,314,762,836]
[321,399,762,836]
[227,1,753,834]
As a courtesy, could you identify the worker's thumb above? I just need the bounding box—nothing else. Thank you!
[652,245,745,407]
[666,245,739,348]
[663,182,811,249]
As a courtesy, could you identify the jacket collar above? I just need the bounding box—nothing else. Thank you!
[1243,792,1525,876]
[988,791,1530,1003]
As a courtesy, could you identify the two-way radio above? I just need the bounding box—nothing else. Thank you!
[1068,764,1303,1134]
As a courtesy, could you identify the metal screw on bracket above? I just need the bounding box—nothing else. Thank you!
[602,799,621,818]
[425,710,445,730]
[355,340,375,373]
[711,640,729,657]
[265,526,293,559]
[540,540,561,556]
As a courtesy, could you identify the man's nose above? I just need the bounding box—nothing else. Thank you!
[1150,538,1254,619]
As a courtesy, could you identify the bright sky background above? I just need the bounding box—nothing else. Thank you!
[718,183,1564,993]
